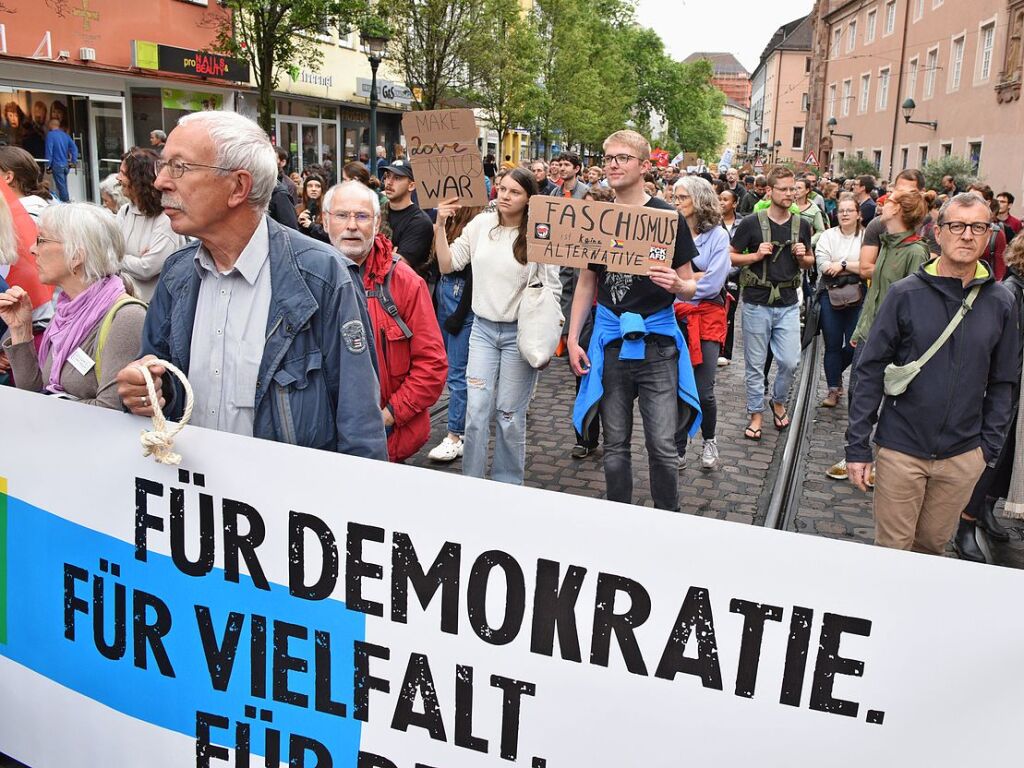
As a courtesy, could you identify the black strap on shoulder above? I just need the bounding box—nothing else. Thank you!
[366,254,413,339]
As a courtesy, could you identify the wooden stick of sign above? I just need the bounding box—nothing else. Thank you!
[526,197,679,275]
[401,108,490,209]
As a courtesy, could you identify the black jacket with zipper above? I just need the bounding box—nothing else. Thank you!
[846,260,1019,465]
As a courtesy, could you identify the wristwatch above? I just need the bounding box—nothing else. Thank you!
[840,260,847,271]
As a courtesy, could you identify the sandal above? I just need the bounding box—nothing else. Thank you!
[770,401,790,430]
[744,425,762,441]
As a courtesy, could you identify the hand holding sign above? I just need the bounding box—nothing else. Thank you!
[401,109,489,209]
[435,196,462,225]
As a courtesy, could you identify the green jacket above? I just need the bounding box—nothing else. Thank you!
[851,230,930,344]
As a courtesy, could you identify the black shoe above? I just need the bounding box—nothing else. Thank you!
[976,501,1011,542]
[954,519,986,563]
[571,444,592,459]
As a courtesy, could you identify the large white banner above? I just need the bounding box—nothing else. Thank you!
[1,385,1022,767]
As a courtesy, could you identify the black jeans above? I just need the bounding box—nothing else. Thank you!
[675,339,721,454]
[601,339,680,511]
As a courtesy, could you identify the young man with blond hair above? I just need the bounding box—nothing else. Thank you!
[567,129,701,511]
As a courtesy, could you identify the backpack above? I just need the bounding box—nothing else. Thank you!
[94,295,148,383]
[738,210,803,305]
[365,254,413,339]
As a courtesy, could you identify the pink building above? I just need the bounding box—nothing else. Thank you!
[807,0,1024,198]
[748,16,814,165]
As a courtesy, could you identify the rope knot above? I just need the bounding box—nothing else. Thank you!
[134,359,194,466]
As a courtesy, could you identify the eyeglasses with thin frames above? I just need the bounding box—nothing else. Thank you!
[155,157,237,179]
[602,154,640,167]
[324,210,375,224]
[35,235,62,246]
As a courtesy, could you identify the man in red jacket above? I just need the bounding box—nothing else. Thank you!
[323,180,447,462]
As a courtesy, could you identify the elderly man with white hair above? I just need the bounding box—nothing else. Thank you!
[323,180,447,462]
[115,111,387,458]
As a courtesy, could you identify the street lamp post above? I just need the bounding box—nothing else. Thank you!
[772,140,782,163]
[901,98,938,130]
[361,32,390,176]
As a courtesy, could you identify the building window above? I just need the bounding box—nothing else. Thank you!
[924,47,939,98]
[873,150,882,170]
[832,28,843,58]
[838,150,847,167]
[969,141,982,173]
[857,149,864,159]
[848,20,858,52]
[979,23,995,80]
[941,142,952,156]
[878,67,890,109]
[884,0,897,35]
[801,92,809,112]
[842,79,852,116]
[866,9,877,43]
[900,147,909,169]
[859,73,871,113]
[950,35,965,90]
[914,0,924,21]
[919,145,928,166]
[792,126,804,149]
[805,56,812,73]
[906,56,919,99]
[828,84,838,118]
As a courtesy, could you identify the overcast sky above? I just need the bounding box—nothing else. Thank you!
[634,0,815,73]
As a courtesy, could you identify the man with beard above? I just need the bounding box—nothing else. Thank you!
[380,159,434,277]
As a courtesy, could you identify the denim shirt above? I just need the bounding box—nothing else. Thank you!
[141,216,388,459]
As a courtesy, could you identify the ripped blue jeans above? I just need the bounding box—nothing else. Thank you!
[462,317,538,484]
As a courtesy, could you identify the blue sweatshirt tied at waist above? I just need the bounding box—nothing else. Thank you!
[573,304,702,438]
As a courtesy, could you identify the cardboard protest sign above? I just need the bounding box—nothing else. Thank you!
[4,385,1024,767]
[401,108,489,209]
[527,196,679,275]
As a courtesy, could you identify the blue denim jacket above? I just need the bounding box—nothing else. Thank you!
[141,217,388,459]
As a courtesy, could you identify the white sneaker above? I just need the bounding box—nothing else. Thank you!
[428,435,464,462]
[717,357,730,367]
[701,438,719,470]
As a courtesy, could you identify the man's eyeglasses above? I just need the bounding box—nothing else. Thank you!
[35,235,61,246]
[325,210,375,224]
[155,157,237,179]
[940,221,993,236]
[602,154,639,167]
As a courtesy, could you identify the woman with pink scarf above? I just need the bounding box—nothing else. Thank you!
[0,203,145,408]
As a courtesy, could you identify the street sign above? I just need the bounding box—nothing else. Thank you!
[753,160,764,174]
[804,150,819,166]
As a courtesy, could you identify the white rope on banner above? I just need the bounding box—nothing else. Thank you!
[134,359,194,466]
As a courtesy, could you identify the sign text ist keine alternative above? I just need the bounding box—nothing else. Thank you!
[527,197,679,275]
[401,109,489,209]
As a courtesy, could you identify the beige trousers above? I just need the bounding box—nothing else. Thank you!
[873,446,986,555]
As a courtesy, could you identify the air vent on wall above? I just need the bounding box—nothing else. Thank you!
[79,47,96,61]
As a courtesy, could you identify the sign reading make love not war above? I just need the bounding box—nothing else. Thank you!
[401,108,489,209]
[527,196,679,275]
[2,385,1024,767]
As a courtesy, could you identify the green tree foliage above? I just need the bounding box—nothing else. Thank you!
[464,0,543,148]
[842,156,882,178]
[661,59,726,161]
[381,0,488,110]
[208,0,368,132]
[922,155,980,191]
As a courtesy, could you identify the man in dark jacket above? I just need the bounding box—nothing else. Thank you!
[846,193,1019,555]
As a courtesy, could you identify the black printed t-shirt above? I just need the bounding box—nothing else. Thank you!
[588,196,698,317]
[730,213,812,307]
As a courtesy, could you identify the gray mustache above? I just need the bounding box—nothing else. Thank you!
[160,195,184,211]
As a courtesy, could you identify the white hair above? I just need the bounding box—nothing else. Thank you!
[99,173,129,209]
[42,203,124,283]
[177,111,277,211]
[0,193,18,266]
[323,180,381,218]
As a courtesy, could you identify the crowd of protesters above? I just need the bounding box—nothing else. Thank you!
[1,109,1021,566]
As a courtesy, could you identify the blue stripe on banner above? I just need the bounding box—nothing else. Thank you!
[1,494,365,759]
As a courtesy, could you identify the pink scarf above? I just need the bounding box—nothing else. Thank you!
[38,275,125,393]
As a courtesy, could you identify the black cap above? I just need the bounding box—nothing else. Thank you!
[380,159,414,180]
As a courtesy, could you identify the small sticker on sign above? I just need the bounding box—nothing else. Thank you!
[648,246,668,262]
[534,223,550,240]
[342,320,367,354]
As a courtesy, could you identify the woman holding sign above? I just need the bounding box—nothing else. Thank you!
[433,168,561,485]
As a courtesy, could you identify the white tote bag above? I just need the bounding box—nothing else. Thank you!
[516,262,564,368]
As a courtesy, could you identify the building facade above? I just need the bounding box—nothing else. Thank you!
[746,16,814,165]
[684,52,753,108]
[807,0,1024,196]
[0,1,410,202]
